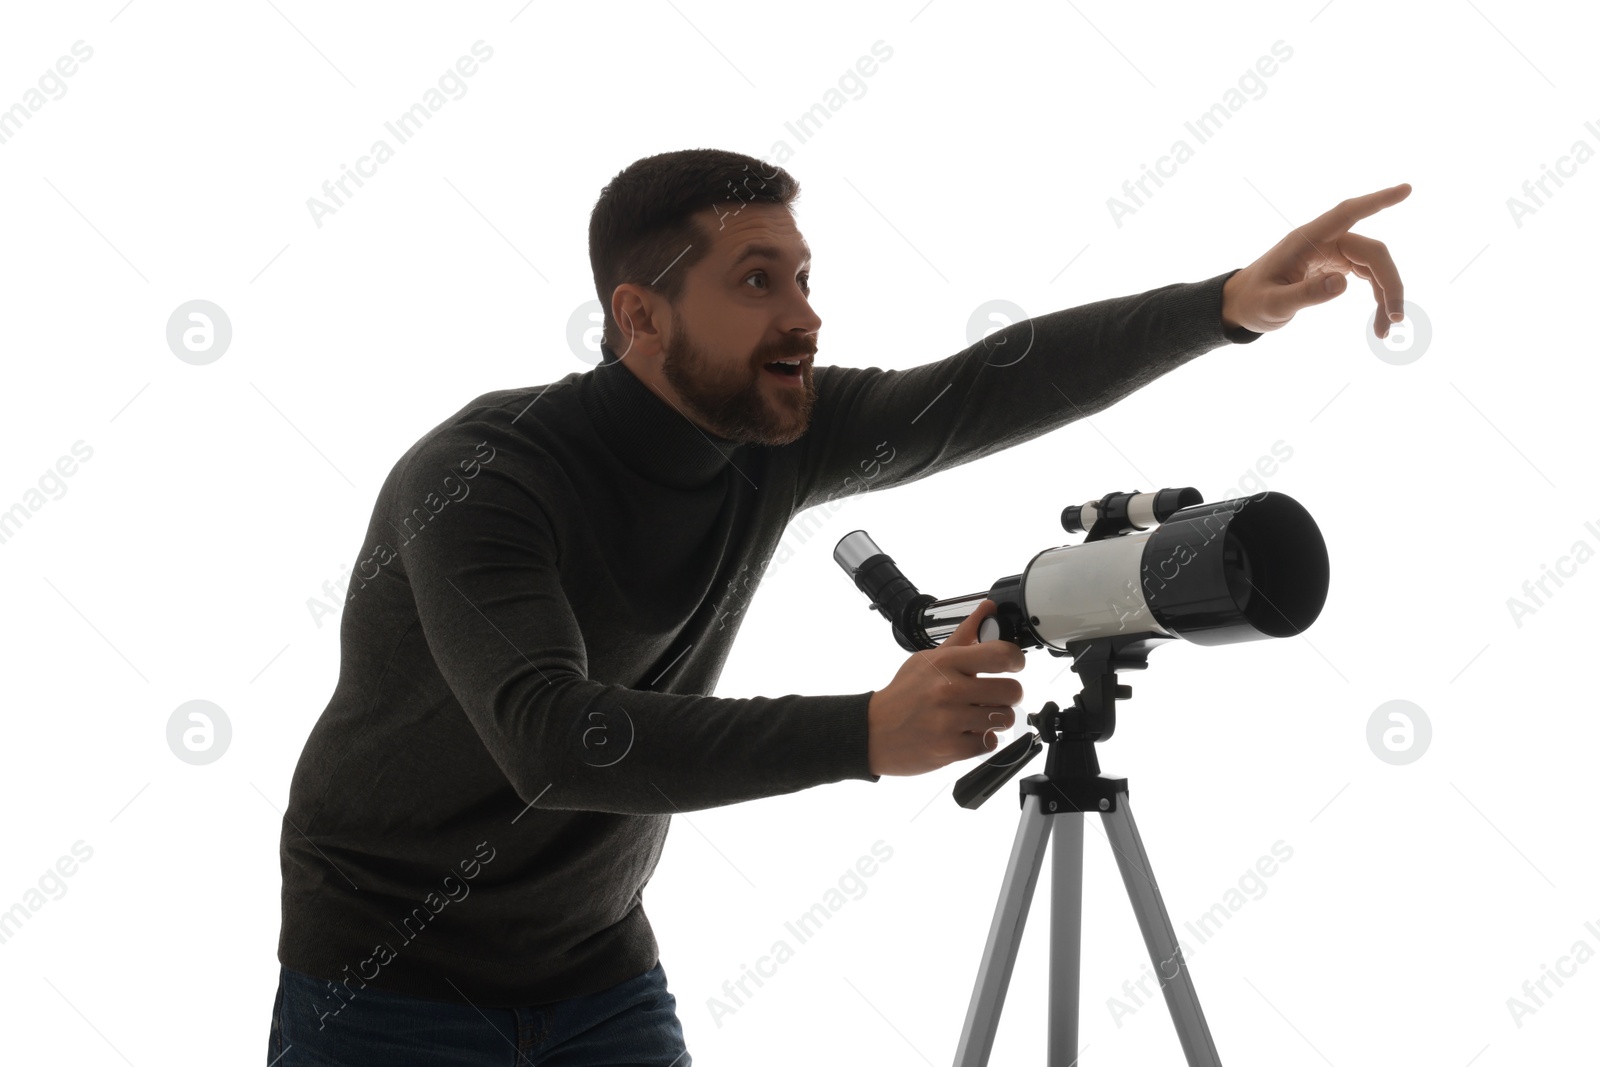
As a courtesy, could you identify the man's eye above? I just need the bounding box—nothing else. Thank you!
[744,270,810,293]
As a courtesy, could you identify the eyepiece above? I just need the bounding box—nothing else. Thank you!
[833,530,883,578]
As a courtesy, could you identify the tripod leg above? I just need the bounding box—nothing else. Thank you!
[1049,813,1084,1066]
[1100,790,1222,1067]
[954,793,1054,1067]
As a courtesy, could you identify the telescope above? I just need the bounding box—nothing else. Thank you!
[834,487,1328,657]
[833,488,1330,1066]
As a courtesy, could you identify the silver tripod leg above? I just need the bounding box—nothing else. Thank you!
[1049,811,1084,1065]
[953,788,1223,1067]
[953,792,1053,1067]
[1101,789,1221,1067]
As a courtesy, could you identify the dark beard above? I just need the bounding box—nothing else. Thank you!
[659,318,816,447]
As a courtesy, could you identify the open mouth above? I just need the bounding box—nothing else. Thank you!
[763,358,807,380]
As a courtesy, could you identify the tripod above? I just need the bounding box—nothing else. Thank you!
[950,634,1222,1067]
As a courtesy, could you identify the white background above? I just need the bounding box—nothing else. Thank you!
[2,1,1597,1064]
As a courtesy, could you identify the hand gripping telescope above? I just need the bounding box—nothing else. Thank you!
[834,488,1330,1067]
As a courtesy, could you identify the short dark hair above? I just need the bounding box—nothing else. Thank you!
[588,148,801,363]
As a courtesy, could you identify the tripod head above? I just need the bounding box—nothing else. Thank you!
[951,631,1163,810]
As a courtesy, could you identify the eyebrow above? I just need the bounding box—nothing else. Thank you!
[728,242,811,270]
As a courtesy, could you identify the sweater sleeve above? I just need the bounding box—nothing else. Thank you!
[794,268,1259,511]
[390,440,881,816]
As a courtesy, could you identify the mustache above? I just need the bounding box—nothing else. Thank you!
[755,336,817,364]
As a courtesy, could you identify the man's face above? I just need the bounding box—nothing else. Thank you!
[654,203,821,447]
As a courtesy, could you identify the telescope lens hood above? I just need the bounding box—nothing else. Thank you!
[1141,491,1329,646]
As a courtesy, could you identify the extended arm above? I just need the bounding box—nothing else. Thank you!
[795,269,1252,510]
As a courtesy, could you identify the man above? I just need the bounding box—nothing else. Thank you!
[267,148,1408,1065]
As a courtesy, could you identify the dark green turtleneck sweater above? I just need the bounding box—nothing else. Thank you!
[276,269,1258,1009]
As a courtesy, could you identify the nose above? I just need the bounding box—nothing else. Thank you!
[787,278,825,335]
[786,284,821,338]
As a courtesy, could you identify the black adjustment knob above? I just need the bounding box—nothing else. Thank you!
[1116,685,1132,699]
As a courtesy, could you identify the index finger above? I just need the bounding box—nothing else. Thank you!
[1304,182,1411,239]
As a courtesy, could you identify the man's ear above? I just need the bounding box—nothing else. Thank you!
[610,284,667,364]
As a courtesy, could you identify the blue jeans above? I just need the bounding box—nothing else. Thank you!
[267,960,690,1065]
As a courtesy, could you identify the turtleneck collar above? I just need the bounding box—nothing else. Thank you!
[577,358,747,490]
